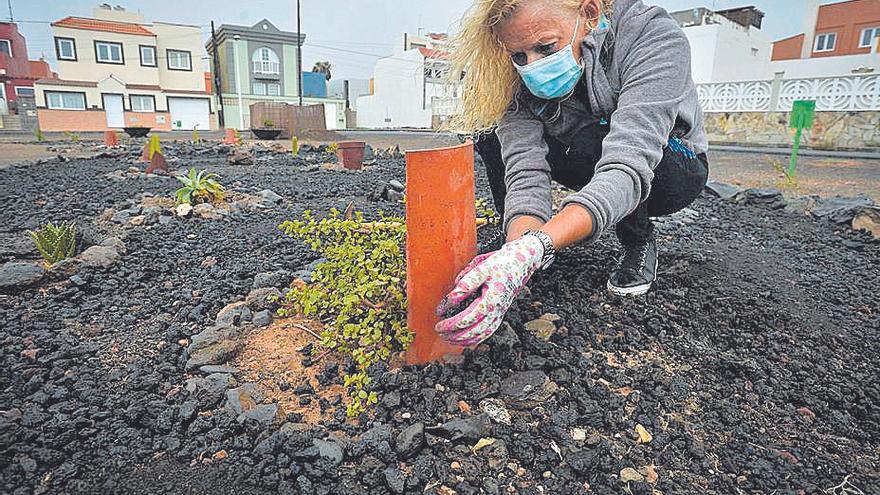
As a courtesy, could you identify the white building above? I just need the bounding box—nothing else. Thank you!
[329,78,370,111]
[356,33,462,129]
[671,6,773,84]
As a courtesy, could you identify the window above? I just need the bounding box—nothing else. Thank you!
[130,95,155,112]
[251,47,280,75]
[0,39,10,56]
[140,45,157,67]
[46,91,86,110]
[167,50,192,71]
[860,27,880,48]
[55,37,76,60]
[95,41,124,64]
[253,82,281,96]
[814,33,836,53]
[15,87,35,97]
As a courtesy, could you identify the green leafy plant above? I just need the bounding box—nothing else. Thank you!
[175,168,225,205]
[277,209,412,417]
[476,197,499,225]
[27,222,77,266]
[262,118,275,128]
[292,136,300,156]
[63,131,80,142]
[769,157,798,191]
[327,142,338,154]
[35,128,45,142]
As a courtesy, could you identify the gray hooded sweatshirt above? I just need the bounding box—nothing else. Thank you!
[495,0,708,238]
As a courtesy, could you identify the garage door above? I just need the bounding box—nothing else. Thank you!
[168,97,210,131]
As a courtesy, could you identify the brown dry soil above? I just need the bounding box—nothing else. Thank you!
[231,319,344,425]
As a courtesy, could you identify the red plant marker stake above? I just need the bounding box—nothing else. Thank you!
[405,141,477,365]
[104,130,118,147]
[224,128,238,145]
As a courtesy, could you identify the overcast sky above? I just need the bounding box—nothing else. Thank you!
[10,0,842,81]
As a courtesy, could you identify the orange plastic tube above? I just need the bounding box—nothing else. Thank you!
[223,128,237,145]
[104,130,118,147]
[405,141,477,365]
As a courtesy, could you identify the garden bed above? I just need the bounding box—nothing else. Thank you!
[0,141,878,495]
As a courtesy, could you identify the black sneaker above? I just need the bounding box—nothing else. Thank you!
[607,238,658,296]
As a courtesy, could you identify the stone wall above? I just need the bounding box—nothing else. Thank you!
[703,111,880,150]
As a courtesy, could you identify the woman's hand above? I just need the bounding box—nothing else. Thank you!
[434,235,544,346]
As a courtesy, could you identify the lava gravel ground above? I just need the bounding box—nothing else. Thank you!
[0,142,878,495]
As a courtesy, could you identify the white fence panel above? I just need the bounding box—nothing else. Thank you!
[697,75,880,112]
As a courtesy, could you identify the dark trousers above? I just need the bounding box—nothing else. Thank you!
[474,125,709,245]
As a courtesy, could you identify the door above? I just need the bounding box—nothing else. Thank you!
[324,103,337,130]
[168,97,210,131]
[104,94,124,128]
[0,83,7,116]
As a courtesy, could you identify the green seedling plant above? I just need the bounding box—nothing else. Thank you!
[476,197,499,225]
[35,128,45,142]
[769,157,798,191]
[326,142,338,154]
[277,209,412,417]
[175,168,225,205]
[64,131,80,142]
[263,118,275,128]
[292,136,300,156]
[27,221,77,266]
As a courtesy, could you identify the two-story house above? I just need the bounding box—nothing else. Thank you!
[34,4,215,132]
[0,21,56,122]
[357,32,463,129]
[206,19,346,131]
[773,0,880,61]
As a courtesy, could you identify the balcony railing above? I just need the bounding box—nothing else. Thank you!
[252,60,280,75]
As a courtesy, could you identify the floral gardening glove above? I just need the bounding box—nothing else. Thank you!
[434,235,544,346]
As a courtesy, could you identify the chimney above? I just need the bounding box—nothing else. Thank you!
[801,0,820,59]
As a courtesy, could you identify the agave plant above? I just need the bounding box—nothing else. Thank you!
[175,168,225,205]
[27,222,77,266]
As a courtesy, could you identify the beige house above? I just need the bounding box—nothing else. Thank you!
[35,4,215,132]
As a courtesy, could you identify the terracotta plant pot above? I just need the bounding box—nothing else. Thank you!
[336,141,366,170]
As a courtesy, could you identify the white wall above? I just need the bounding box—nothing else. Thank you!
[770,53,879,79]
[683,24,719,84]
[710,23,772,82]
[357,50,432,129]
[682,19,772,84]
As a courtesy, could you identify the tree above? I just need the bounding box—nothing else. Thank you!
[312,61,332,81]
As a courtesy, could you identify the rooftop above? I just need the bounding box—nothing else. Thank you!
[52,16,155,37]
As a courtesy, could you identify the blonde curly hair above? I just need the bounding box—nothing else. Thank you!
[448,0,613,134]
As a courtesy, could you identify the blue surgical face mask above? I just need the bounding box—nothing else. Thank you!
[514,17,584,100]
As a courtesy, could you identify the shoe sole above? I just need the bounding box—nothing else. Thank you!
[607,256,659,297]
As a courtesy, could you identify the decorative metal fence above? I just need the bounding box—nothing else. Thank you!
[697,74,880,113]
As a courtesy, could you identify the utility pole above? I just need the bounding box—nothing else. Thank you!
[7,0,13,22]
[233,34,244,130]
[296,0,303,106]
[211,21,225,128]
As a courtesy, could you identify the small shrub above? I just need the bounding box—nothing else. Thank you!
[27,222,77,266]
[192,128,200,143]
[278,209,412,417]
[35,128,45,142]
[769,157,798,191]
[263,118,275,128]
[327,142,338,154]
[175,168,225,205]
[292,136,300,156]
[475,197,499,225]
[63,131,80,142]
